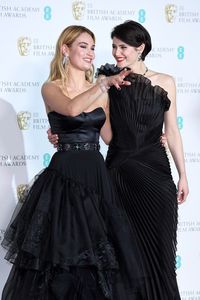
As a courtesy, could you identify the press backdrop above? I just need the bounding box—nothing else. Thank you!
[0,1,200,298]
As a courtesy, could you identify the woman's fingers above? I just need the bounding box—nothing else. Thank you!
[47,128,58,146]
[177,190,185,204]
[177,187,188,204]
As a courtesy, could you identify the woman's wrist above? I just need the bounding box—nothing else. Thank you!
[179,171,187,179]
[97,77,110,93]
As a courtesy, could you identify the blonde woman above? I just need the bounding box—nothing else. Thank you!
[1,25,141,300]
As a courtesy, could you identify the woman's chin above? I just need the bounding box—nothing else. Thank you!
[117,62,127,69]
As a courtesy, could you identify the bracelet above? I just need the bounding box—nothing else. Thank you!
[97,77,110,93]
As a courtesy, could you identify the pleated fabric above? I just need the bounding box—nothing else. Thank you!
[106,73,181,300]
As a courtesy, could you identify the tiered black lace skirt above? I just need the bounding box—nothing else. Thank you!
[1,150,144,300]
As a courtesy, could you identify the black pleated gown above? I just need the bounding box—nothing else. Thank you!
[106,73,181,300]
[1,107,145,300]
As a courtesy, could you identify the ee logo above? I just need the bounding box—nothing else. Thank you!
[43,153,51,167]
[176,255,182,269]
[138,9,146,23]
[44,6,52,20]
[177,46,184,60]
[177,116,183,130]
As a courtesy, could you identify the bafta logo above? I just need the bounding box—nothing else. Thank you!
[72,0,85,20]
[17,36,31,56]
[17,184,28,203]
[17,111,31,130]
[165,4,177,23]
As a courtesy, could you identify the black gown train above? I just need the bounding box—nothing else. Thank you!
[105,70,181,300]
[1,107,144,300]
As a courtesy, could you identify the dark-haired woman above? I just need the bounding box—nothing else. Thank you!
[99,20,188,299]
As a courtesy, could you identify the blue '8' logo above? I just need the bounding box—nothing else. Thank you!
[43,153,51,167]
[177,46,184,59]
[176,255,182,269]
[177,116,183,130]
[44,6,52,20]
[138,9,146,23]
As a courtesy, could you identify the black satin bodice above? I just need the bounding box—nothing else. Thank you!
[109,74,170,152]
[48,107,105,144]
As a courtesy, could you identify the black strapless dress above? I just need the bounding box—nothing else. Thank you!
[106,74,181,300]
[1,108,144,300]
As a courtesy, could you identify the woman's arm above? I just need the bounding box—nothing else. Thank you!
[42,69,131,117]
[42,81,105,117]
[47,94,113,146]
[100,98,112,145]
[163,75,189,203]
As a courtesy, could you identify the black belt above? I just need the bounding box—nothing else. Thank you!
[57,142,100,151]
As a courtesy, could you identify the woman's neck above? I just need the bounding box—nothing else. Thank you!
[124,62,148,76]
[66,68,87,90]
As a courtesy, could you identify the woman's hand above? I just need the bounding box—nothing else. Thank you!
[177,176,189,204]
[160,132,167,147]
[108,69,131,89]
[47,128,58,147]
[98,69,131,91]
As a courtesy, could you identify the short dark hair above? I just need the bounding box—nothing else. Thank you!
[111,20,152,61]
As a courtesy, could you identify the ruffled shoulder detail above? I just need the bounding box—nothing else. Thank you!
[95,63,124,77]
[96,65,171,111]
[124,73,171,111]
[153,84,171,111]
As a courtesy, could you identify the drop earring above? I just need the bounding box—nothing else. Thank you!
[137,52,142,61]
[62,54,68,66]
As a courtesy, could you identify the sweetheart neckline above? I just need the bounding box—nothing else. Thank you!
[48,107,105,117]
[82,107,104,114]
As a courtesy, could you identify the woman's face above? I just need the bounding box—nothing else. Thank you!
[112,36,140,69]
[67,32,95,71]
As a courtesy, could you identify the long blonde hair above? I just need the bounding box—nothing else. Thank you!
[48,25,95,84]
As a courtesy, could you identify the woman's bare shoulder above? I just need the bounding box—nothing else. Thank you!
[41,80,63,97]
[147,69,175,90]
[42,80,61,90]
